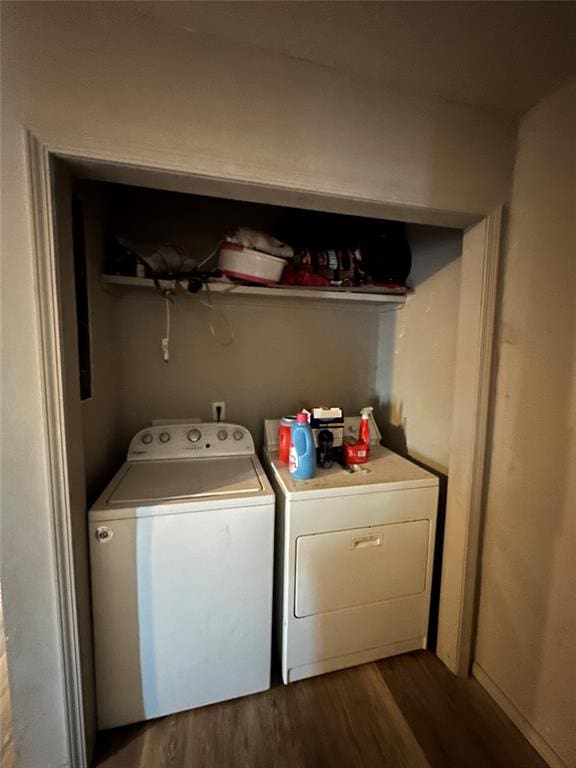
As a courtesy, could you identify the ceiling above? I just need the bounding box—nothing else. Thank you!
[125,1,576,117]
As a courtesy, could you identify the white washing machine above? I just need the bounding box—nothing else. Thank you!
[263,419,439,684]
[89,422,274,729]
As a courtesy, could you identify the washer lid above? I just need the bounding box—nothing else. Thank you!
[107,457,264,504]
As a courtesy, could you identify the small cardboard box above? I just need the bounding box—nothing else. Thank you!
[309,407,344,448]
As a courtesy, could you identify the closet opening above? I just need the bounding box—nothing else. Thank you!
[31,143,500,762]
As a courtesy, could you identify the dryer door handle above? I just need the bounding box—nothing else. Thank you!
[351,533,382,550]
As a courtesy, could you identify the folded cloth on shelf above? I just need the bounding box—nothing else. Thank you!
[227,227,294,259]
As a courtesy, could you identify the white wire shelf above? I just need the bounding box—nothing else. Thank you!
[101,274,409,305]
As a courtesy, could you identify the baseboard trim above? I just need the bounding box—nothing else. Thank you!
[472,662,568,768]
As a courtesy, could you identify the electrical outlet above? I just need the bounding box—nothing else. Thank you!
[211,401,226,422]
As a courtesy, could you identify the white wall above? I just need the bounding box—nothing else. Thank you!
[0,2,516,766]
[474,78,576,768]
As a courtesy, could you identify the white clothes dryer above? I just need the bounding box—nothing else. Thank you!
[89,422,274,729]
[263,419,439,684]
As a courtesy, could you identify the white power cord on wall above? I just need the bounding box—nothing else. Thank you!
[157,279,235,361]
[201,282,235,347]
[161,297,171,363]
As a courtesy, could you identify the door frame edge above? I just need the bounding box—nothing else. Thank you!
[436,207,504,675]
[26,131,88,768]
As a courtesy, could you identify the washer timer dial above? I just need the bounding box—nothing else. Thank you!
[187,429,202,443]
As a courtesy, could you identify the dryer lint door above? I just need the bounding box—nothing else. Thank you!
[294,519,430,618]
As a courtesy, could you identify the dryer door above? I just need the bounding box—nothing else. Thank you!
[294,520,430,618]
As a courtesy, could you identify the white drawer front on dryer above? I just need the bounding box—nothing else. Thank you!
[294,520,430,618]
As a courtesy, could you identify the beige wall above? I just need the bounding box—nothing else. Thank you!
[377,226,462,475]
[1,2,516,766]
[77,186,124,505]
[2,0,517,218]
[116,295,381,450]
[474,78,576,768]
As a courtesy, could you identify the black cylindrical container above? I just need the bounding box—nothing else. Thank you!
[318,429,334,469]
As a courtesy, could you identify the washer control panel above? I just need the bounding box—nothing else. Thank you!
[128,423,255,461]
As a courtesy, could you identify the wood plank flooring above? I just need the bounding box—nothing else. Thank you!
[92,651,548,768]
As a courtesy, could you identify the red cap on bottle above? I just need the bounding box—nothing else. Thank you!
[296,412,308,423]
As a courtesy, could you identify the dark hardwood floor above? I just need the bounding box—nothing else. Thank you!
[92,651,547,768]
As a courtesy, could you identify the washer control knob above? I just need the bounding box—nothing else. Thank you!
[141,432,153,445]
[217,429,228,441]
[233,429,244,441]
[187,429,201,443]
[159,432,171,443]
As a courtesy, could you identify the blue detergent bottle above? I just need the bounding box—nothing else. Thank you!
[289,412,316,480]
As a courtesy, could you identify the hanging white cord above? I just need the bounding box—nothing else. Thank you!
[200,282,235,346]
[161,297,171,362]
[152,239,234,349]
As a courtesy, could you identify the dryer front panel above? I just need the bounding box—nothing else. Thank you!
[294,519,430,618]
